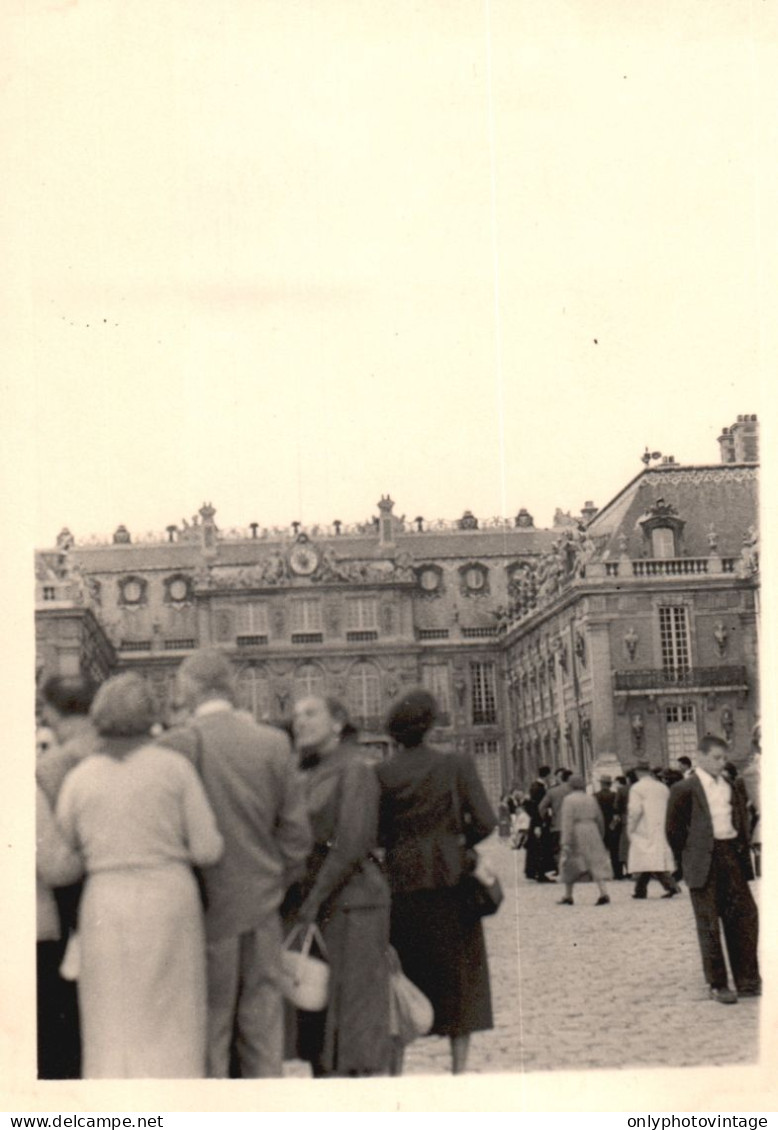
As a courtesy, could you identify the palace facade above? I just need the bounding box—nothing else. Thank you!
[35,415,759,803]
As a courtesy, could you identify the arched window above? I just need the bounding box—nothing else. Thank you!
[348,662,382,729]
[237,667,271,722]
[294,663,325,701]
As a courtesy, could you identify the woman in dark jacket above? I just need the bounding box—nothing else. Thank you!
[287,695,391,1077]
[377,689,496,1075]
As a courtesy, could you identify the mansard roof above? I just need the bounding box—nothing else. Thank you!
[588,463,758,558]
[51,524,558,573]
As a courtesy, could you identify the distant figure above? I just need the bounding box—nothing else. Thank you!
[612,775,630,879]
[538,769,573,873]
[593,775,620,878]
[627,759,681,899]
[557,776,612,906]
[740,745,761,879]
[666,734,760,1004]
[524,765,554,882]
[677,756,693,779]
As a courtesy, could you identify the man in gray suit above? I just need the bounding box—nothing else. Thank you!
[161,649,311,1076]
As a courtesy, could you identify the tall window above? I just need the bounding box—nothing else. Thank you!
[236,602,268,636]
[473,739,501,806]
[237,667,271,722]
[651,527,676,558]
[471,661,497,725]
[421,663,451,723]
[346,596,378,631]
[348,662,382,728]
[294,663,325,701]
[291,598,322,633]
[665,704,697,760]
[659,606,690,678]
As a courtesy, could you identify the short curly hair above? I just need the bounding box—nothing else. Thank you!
[384,688,437,748]
[90,673,156,737]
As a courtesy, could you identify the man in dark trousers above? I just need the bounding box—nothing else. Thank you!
[524,765,553,882]
[594,775,620,879]
[666,734,760,1005]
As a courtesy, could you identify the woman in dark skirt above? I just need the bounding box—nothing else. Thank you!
[377,689,496,1074]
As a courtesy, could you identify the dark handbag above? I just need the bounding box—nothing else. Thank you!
[451,767,504,921]
[459,866,504,919]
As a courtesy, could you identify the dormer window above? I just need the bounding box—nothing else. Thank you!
[638,497,685,558]
[651,527,676,559]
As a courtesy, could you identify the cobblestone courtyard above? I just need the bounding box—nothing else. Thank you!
[401,836,761,1075]
[282,835,760,1078]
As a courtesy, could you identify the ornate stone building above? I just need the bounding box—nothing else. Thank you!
[35,497,560,803]
[502,415,760,784]
[35,415,760,800]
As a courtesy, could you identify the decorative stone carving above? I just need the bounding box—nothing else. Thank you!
[381,601,395,635]
[574,632,586,666]
[630,711,644,750]
[713,621,728,657]
[720,706,734,740]
[737,525,759,578]
[624,627,639,662]
[270,607,285,636]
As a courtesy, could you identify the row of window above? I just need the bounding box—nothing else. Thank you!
[236,660,499,729]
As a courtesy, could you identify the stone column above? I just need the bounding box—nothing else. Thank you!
[586,619,616,757]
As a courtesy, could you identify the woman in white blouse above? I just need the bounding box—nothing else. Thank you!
[57,674,223,1079]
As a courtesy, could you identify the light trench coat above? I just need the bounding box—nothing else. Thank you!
[627,775,675,873]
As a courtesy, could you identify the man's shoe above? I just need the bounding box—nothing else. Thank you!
[737,986,762,998]
[709,987,738,1004]
[557,897,574,905]
[595,895,610,906]
[662,888,682,898]
[632,893,647,900]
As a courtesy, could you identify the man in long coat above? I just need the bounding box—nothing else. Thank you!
[666,734,759,1004]
[524,766,553,882]
[627,759,681,898]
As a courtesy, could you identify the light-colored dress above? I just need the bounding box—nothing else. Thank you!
[559,791,613,883]
[56,742,223,1079]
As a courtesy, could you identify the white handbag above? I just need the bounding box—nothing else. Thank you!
[387,946,434,1044]
[280,924,330,1011]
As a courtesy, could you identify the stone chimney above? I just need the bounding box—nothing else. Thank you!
[718,415,759,464]
[377,495,396,546]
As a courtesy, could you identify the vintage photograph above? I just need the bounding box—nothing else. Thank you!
[6,0,771,1113]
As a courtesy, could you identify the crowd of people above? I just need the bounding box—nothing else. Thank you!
[36,650,761,1080]
[501,735,761,1003]
[35,655,497,1080]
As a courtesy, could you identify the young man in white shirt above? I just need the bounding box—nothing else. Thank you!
[666,734,760,1005]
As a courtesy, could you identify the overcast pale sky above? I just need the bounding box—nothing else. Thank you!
[4,1,772,546]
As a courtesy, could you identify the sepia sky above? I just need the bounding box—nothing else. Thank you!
[4,1,772,546]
